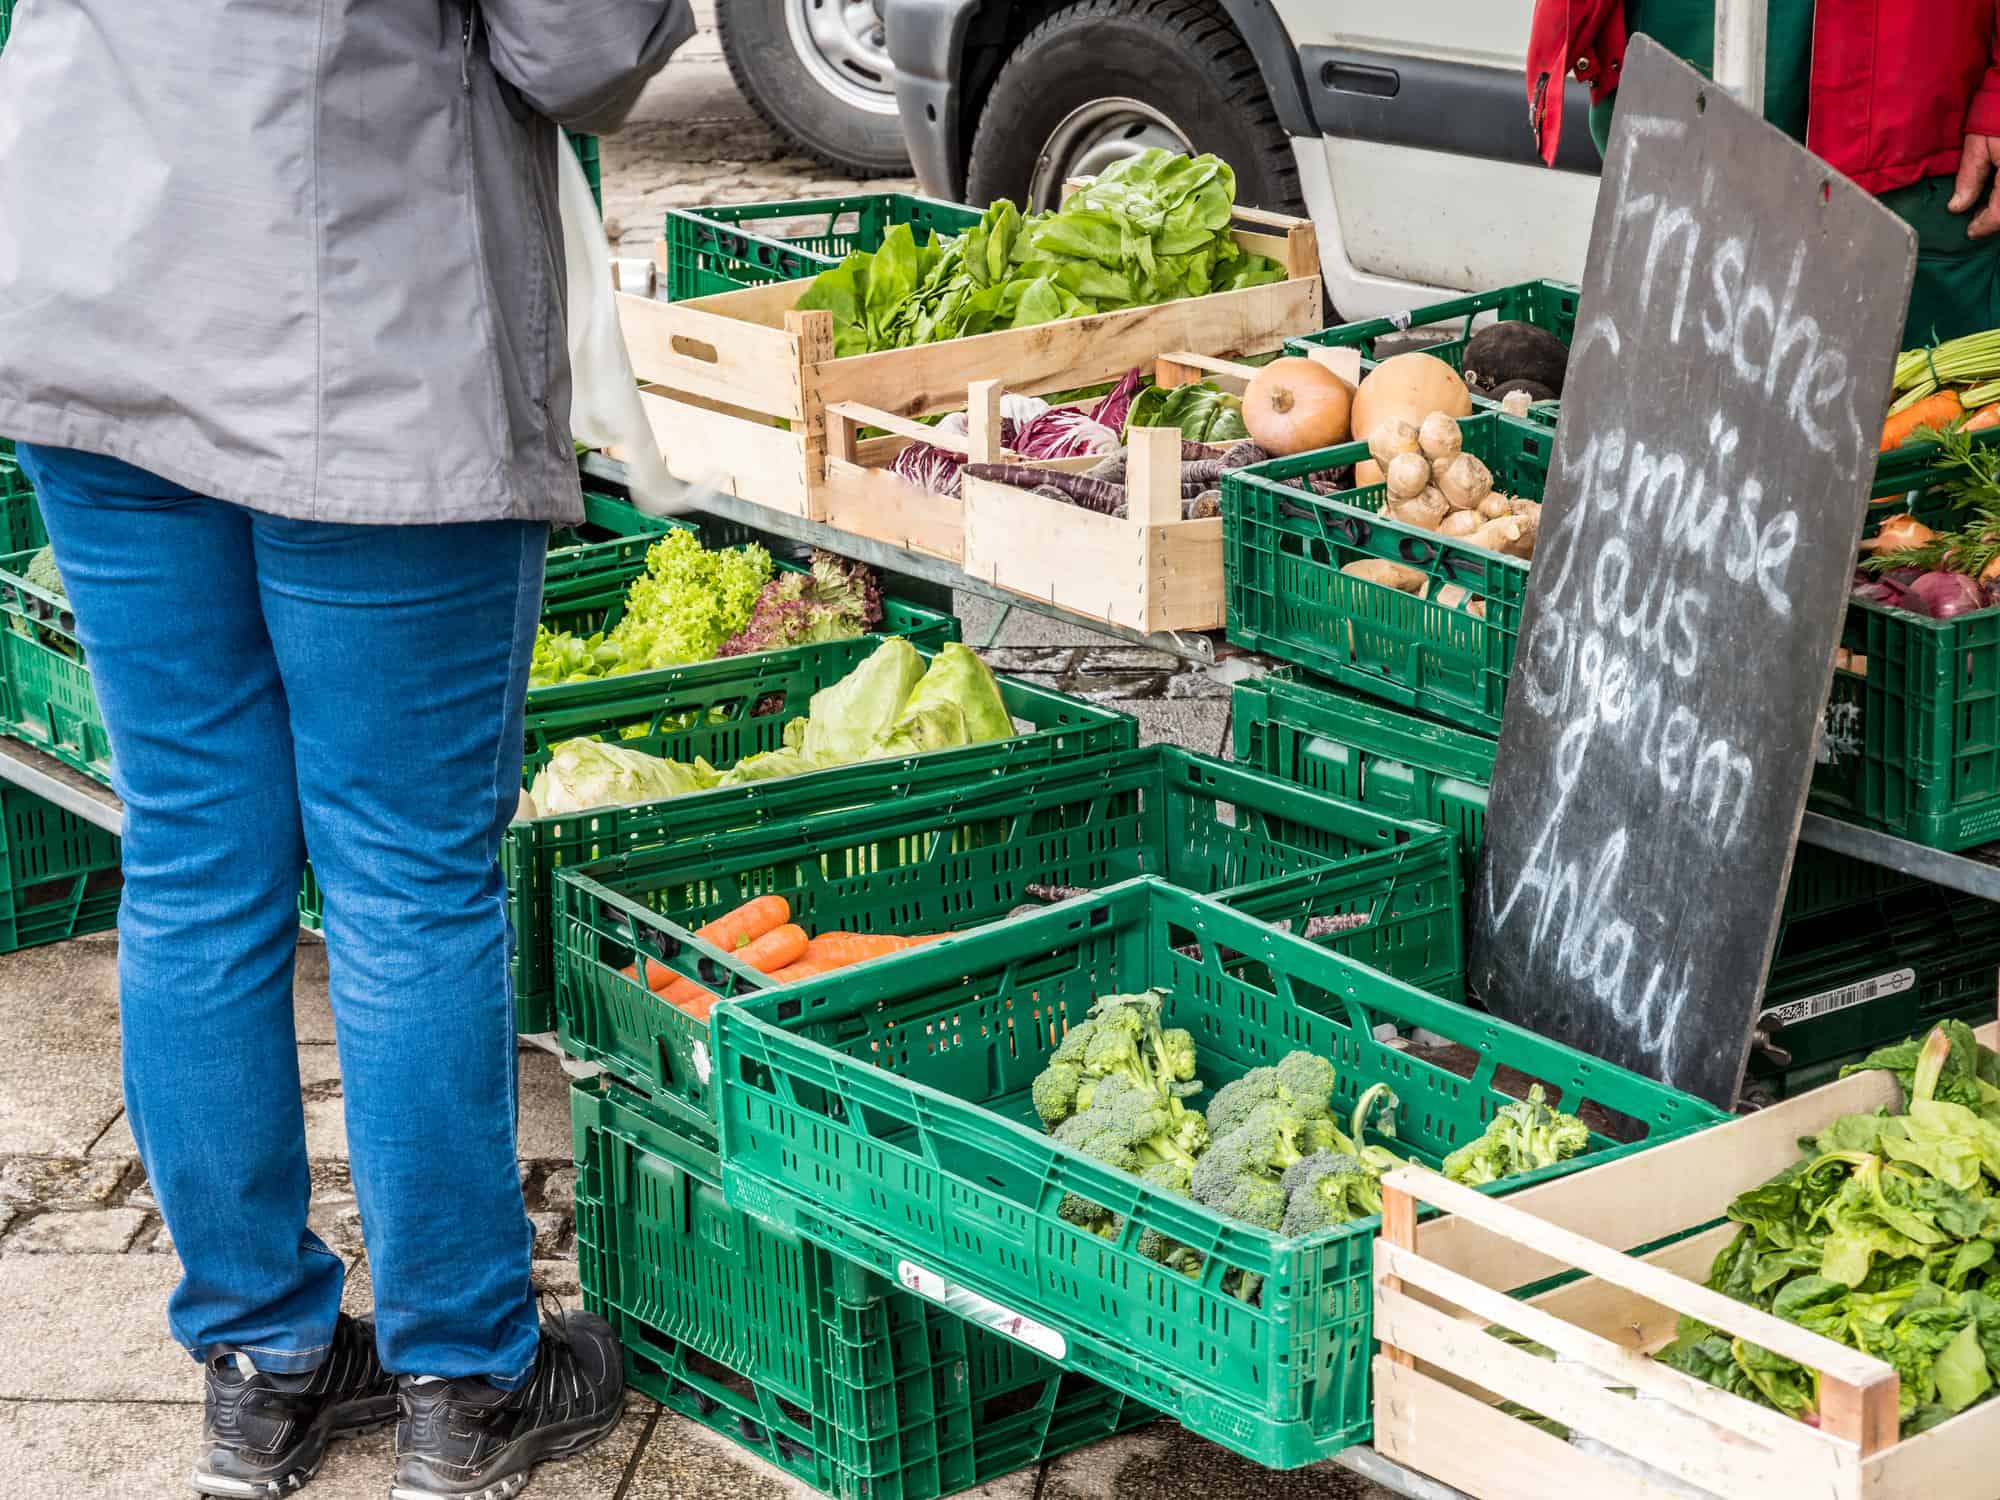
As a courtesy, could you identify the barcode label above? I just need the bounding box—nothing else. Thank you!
[1760,967,1915,1028]
[896,1260,1066,1360]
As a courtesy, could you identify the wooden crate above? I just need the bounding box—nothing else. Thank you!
[615,203,1322,527]
[1370,1020,2000,1500]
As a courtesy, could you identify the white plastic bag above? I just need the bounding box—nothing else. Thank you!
[556,131,685,516]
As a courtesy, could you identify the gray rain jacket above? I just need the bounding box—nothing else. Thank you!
[0,0,692,525]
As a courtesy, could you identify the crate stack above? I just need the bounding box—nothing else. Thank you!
[1218,283,2000,1097]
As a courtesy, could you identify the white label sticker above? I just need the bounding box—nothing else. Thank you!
[895,1260,1067,1360]
[1818,700,1863,765]
[1760,967,1915,1029]
[692,1039,711,1086]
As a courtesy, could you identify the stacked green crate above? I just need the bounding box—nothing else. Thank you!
[1232,672,2000,1095]
[573,1078,1151,1496]
[0,784,121,953]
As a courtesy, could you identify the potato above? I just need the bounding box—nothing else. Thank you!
[1366,418,1421,469]
[1418,412,1463,461]
[1386,487,1449,531]
[1465,515,1535,559]
[1438,452,1494,510]
[1384,451,1432,500]
[1341,558,1427,593]
[1438,509,1482,538]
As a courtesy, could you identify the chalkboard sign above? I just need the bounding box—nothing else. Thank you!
[1468,39,1915,1109]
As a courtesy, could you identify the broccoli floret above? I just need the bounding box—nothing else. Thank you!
[1442,1084,1590,1186]
[1138,1158,1193,1196]
[1229,1102,1308,1176]
[1204,1067,1280,1140]
[1030,989,1203,1130]
[1138,1226,1204,1276]
[1058,1193,1121,1237]
[1032,1062,1085,1128]
[1219,1177,1288,1231]
[1279,1151,1384,1238]
[1189,1122,1296,1230]
[1274,1051,1338,1114]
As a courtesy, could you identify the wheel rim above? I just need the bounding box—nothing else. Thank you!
[1026,98,1195,210]
[784,0,898,117]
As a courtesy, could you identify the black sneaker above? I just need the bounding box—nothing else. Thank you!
[191,1312,398,1498]
[389,1302,625,1499]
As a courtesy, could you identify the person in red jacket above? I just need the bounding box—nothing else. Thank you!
[1527,0,2000,345]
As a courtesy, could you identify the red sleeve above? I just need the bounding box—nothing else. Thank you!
[1969,8,2000,136]
[1527,0,1627,166]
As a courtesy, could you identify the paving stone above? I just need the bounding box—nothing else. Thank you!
[955,591,1126,650]
[1066,671,1174,703]
[0,936,127,1156]
[1127,698,1232,756]
[1081,646,1184,672]
[977,646,1079,674]
[1169,669,1237,700]
[0,1153,131,1210]
[540,1164,577,1216]
[6,1207,148,1253]
[529,1211,569,1259]
[0,1206,14,1238]
[1041,1422,1392,1499]
[0,1399,199,1500]
[516,1046,582,1163]
[0,1254,195,1400]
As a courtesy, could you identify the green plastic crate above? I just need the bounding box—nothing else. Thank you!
[1229,672,1923,924]
[663,194,984,301]
[507,637,1131,1033]
[713,878,1724,1466]
[551,745,1464,1128]
[1748,885,2000,1097]
[574,1078,1150,1499]
[0,783,121,953]
[569,133,601,213]
[1223,414,1545,735]
[0,0,13,53]
[0,459,44,554]
[1286,279,1577,425]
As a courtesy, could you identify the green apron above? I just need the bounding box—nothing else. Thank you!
[1586,0,1998,346]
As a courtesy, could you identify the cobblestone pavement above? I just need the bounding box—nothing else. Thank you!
[0,10,1393,1498]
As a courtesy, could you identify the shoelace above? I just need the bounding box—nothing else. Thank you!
[516,1295,589,1415]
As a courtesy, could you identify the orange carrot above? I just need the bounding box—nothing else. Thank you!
[765,958,840,985]
[804,931,947,967]
[1882,391,1963,450]
[1966,400,2000,433]
[736,923,811,973]
[693,894,790,953]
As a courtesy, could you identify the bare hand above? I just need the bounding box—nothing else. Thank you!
[1952,133,2000,239]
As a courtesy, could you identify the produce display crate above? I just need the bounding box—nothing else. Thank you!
[0,0,13,53]
[617,202,1321,524]
[1286,278,1577,425]
[504,637,1134,1033]
[1223,414,1544,735]
[713,878,1725,1465]
[0,457,44,554]
[1368,1027,2000,1500]
[574,1078,1150,1499]
[662,194,985,302]
[1230,672,1923,923]
[960,422,1222,633]
[552,745,1465,1128]
[0,783,121,953]
[1747,885,2000,1098]
[1226,419,1974,748]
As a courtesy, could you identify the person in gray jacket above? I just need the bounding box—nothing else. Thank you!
[0,2,692,1495]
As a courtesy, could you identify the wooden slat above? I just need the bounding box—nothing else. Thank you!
[1376,1244,1845,1468]
[1375,1287,1840,1496]
[1386,1169,1896,1399]
[1415,1070,1904,1291]
[811,278,1322,419]
[1521,1222,1736,1350]
[634,389,813,515]
[1373,1360,1704,1500]
[617,292,807,423]
[825,402,971,453]
[816,460,965,562]
[1864,1393,2000,1500]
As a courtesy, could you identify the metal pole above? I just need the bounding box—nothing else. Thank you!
[1712,0,1767,114]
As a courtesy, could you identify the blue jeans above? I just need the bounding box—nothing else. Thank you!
[17,445,544,1385]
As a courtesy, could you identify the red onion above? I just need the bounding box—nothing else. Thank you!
[1850,579,1904,608]
[1906,570,1990,620]
[1882,566,1925,591]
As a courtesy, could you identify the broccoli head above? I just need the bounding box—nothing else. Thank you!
[1279,1151,1384,1238]
[1274,1051,1338,1114]
[1206,1050,1340,1141]
[23,546,65,601]
[1188,1120,1296,1230]
[1058,1192,1121,1237]
[1442,1085,1590,1186]
[1031,989,1203,1129]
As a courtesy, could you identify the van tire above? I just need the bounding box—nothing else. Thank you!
[963,0,1303,215]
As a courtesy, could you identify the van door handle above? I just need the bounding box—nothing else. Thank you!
[1320,61,1400,99]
